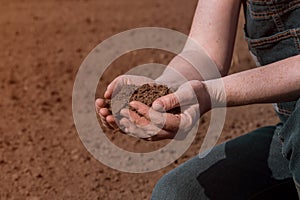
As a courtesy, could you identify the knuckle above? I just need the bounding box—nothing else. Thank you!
[138,107,148,116]
[169,95,179,108]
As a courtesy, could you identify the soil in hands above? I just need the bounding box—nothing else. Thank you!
[106,83,180,129]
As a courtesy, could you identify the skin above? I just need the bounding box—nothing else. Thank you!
[95,0,300,140]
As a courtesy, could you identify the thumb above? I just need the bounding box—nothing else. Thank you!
[152,81,200,111]
[152,93,180,112]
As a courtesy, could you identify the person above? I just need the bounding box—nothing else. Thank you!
[95,0,300,199]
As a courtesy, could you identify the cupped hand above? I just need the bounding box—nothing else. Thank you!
[95,75,155,129]
[118,80,212,141]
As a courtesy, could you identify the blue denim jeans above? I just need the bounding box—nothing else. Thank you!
[151,0,300,199]
[151,127,298,199]
[244,0,300,190]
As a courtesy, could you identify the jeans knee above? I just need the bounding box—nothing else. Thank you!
[151,170,207,200]
[151,173,177,200]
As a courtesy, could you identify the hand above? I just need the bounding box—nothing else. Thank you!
[118,80,212,141]
[95,75,155,129]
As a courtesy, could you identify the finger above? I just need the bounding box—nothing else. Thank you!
[152,83,199,112]
[106,115,116,125]
[98,107,119,130]
[177,104,200,131]
[119,115,186,141]
[100,116,114,129]
[120,108,150,126]
[95,102,114,129]
[99,115,117,130]
[99,108,110,117]
[130,101,181,131]
[99,108,112,124]
[152,93,179,112]
[95,98,107,113]
[128,101,160,124]
[105,115,119,129]
[119,118,155,138]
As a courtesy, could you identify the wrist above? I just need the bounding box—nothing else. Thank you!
[202,79,227,108]
[155,67,187,89]
[182,38,226,78]
[155,51,205,89]
[184,80,212,115]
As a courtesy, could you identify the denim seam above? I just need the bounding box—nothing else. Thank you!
[291,29,300,51]
[277,108,293,116]
[246,0,300,19]
[248,0,299,5]
[270,1,285,32]
[247,0,282,4]
[273,103,293,116]
[246,28,300,47]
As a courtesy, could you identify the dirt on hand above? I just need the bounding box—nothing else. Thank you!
[107,84,180,122]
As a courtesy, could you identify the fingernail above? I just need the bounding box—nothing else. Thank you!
[104,91,110,98]
[95,98,101,105]
[152,101,163,111]
[129,101,136,107]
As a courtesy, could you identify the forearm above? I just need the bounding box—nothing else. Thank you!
[205,55,300,107]
[155,50,219,88]
[188,0,241,74]
[156,0,241,87]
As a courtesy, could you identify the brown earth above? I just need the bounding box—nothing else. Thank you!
[129,84,175,111]
[0,0,279,200]
[109,83,179,117]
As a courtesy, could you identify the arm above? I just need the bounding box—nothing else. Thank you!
[96,0,242,129]
[205,54,300,107]
[125,55,300,140]
[156,0,241,87]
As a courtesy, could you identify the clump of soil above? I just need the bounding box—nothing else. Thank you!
[107,84,181,120]
[129,84,180,114]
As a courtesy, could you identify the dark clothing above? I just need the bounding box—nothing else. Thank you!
[151,0,300,199]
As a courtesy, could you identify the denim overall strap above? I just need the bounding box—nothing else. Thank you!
[243,0,300,195]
